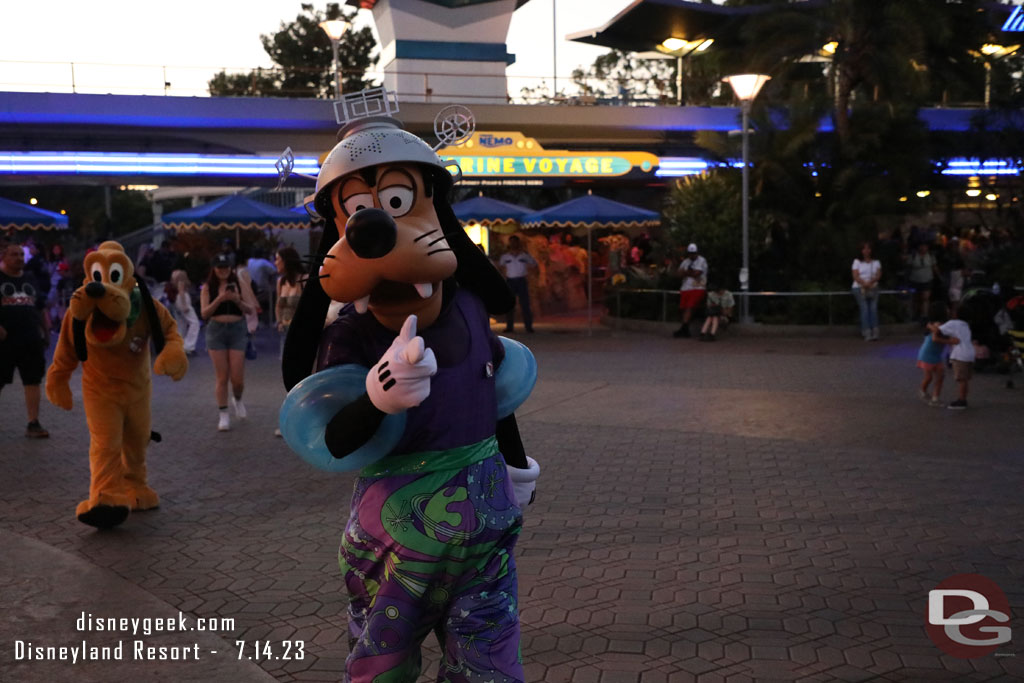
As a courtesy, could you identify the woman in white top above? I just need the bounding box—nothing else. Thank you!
[851,242,882,341]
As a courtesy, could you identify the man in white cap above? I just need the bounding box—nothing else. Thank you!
[673,243,708,338]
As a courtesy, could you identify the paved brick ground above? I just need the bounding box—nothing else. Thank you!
[1,323,1022,682]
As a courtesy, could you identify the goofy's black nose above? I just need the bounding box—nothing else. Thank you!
[85,282,106,299]
[345,208,396,259]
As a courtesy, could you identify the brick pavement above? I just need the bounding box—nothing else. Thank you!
[1,324,1022,682]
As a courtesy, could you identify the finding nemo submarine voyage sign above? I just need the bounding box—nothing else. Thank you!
[436,132,659,179]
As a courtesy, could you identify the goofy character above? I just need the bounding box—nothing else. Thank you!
[280,110,540,682]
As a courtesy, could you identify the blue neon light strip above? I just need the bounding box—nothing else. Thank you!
[1003,6,1024,32]
[943,158,1020,176]
[0,152,321,177]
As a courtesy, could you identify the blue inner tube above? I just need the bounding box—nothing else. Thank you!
[279,365,405,472]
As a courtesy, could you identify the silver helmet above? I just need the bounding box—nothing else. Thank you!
[312,88,473,217]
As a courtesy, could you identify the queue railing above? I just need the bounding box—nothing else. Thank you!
[607,288,916,327]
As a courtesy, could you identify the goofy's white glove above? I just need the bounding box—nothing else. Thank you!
[507,456,541,508]
[366,315,437,415]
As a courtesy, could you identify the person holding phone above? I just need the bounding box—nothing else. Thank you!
[200,253,256,431]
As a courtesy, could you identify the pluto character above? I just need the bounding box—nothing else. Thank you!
[47,241,187,528]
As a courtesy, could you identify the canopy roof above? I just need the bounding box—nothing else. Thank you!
[162,195,309,232]
[522,193,659,230]
[0,196,68,231]
[451,195,532,227]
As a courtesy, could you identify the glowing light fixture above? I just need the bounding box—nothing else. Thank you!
[60,210,66,215]
[725,74,771,102]
[320,18,352,98]
[981,43,1019,57]
[724,73,771,323]
[966,189,982,197]
[661,37,689,52]
[661,37,713,54]
[899,196,908,202]
[29,197,38,205]
[319,19,350,41]
[822,41,838,55]
[986,193,998,201]
[463,222,489,254]
[916,190,931,198]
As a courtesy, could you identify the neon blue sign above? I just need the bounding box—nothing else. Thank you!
[1003,6,1024,32]
[0,152,321,177]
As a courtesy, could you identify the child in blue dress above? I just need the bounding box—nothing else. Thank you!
[917,305,953,406]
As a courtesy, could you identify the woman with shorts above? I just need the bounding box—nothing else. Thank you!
[200,253,257,431]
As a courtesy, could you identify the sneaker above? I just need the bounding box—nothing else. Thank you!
[218,411,231,431]
[927,396,943,407]
[918,389,928,401]
[274,428,282,438]
[231,396,247,420]
[708,333,717,342]
[25,420,49,438]
[673,327,691,338]
[947,399,968,410]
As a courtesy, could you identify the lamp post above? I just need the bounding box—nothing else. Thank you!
[724,73,770,324]
[319,18,352,99]
[979,43,1019,108]
[659,37,713,105]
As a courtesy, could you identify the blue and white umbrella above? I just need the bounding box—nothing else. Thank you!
[0,196,69,231]
[162,194,309,247]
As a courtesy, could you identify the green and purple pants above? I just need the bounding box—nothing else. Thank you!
[339,437,524,682]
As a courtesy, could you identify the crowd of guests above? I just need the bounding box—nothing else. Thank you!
[0,234,306,437]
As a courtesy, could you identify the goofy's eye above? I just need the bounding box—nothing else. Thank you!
[109,263,124,284]
[91,264,104,282]
[378,185,414,218]
[342,193,374,217]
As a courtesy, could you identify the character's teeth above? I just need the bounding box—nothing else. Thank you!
[354,296,370,314]
[414,283,433,299]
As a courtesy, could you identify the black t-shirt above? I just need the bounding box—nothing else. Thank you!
[0,270,46,345]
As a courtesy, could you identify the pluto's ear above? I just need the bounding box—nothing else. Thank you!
[282,217,340,391]
[136,277,165,355]
[72,318,88,362]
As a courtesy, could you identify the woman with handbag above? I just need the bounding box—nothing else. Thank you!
[200,253,257,431]
[852,242,882,341]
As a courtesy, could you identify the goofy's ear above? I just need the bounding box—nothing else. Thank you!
[282,215,340,391]
[136,277,165,355]
[432,191,515,316]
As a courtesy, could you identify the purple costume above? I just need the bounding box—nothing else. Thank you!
[316,288,525,682]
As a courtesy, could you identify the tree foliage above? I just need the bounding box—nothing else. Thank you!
[208,3,377,98]
[660,0,1006,289]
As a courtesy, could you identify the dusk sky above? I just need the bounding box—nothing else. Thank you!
[0,0,640,96]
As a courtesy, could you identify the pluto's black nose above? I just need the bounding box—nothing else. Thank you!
[345,208,397,259]
[85,282,106,299]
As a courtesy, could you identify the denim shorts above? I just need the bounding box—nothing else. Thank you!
[204,318,248,351]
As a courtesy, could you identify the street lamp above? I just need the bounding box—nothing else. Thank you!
[319,18,352,98]
[979,43,1019,108]
[658,37,713,105]
[724,73,770,323]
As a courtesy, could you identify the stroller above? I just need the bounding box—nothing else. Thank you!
[1003,295,1024,389]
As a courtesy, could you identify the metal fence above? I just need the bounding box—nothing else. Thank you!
[608,288,917,326]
